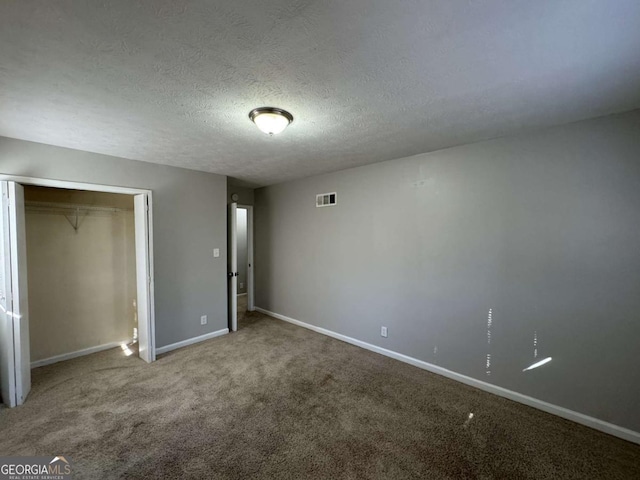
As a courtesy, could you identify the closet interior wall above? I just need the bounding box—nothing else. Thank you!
[24,186,137,363]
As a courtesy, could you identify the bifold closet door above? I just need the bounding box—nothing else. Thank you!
[0,181,31,406]
[134,193,154,363]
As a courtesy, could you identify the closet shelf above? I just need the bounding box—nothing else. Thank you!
[25,201,132,232]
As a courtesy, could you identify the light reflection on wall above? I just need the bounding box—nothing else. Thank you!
[523,357,552,372]
[486,308,492,376]
[524,329,552,372]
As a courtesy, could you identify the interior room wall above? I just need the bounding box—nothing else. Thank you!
[25,188,136,361]
[236,208,248,295]
[0,137,228,349]
[227,184,254,206]
[254,109,640,434]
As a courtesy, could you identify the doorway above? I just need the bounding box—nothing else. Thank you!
[228,203,254,332]
[24,186,137,369]
[0,176,155,408]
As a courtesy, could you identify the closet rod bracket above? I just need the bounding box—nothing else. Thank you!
[64,207,80,231]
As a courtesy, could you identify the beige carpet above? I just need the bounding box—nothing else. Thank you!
[1,309,639,479]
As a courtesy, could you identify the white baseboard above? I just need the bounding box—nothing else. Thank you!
[156,328,229,355]
[255,307,640,445]
[31,340,131,368]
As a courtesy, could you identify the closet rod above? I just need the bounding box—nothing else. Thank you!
[25,201,132,232]
[25,201,132,213]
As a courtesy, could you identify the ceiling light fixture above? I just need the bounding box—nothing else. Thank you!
[249,107,293,135]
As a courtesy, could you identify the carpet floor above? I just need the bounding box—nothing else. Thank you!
[1,308,639,479]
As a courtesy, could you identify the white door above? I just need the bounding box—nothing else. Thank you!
[134,194,154,362]
[228,202,238,332]
[0,181,30,406]
[0,182,16,406]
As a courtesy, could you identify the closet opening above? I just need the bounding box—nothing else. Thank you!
[0,177,155,408]
[25,186,139,368]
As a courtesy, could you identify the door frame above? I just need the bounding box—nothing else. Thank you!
[228,202,237,332]
[0,174,156,369]
[237,204,255,312]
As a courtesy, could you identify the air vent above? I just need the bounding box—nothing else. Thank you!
[316,192,337,207]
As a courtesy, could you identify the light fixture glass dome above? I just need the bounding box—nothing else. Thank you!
[249,107,293,135]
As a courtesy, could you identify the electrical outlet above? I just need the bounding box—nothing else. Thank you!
[200,315,207,325]
[213,248,220,258]
[381,326,388,338]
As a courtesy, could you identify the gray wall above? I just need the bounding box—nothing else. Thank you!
[0,137,228,349]
[237,208,248,295]
[255,109,640,433]
[227,185,254,206]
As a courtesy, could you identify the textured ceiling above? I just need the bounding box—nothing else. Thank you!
[1,1,640,187]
